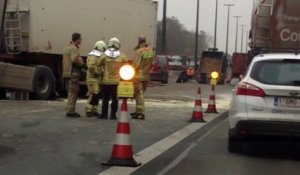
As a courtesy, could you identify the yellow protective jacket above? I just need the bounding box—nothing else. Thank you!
[99,48,128,85]
[86,50,103,84]
[63,43,82,78]
[133,46,154,81]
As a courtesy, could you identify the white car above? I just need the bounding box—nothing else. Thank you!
[228,53,300,153]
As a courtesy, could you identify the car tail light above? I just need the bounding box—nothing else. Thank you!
[236,82,265,97]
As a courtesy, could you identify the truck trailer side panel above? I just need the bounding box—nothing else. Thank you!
[231,53,248,78]
[27,0,157,58]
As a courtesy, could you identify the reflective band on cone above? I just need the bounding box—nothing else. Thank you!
[205,85,218,113]
[102,98,141,167]
[189,87,206,122]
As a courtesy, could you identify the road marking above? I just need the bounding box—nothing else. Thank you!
[98,112,224,175]
[157,143,197,175]
[24,109,51,114]
[157,119,227,175]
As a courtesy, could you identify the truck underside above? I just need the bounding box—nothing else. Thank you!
[0,53,68,100]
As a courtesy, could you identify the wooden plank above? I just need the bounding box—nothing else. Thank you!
[0,63,35,91]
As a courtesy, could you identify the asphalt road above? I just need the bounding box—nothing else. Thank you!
[0,99,200,175]
[1,77,300,175]
[0,76,231,175]
[133,114,300,175]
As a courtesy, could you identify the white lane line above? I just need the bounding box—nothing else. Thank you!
[98,113,223,175]
[24,109,51,114]
[157,119,227,175]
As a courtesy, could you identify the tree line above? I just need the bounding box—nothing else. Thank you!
[156,17,212,57]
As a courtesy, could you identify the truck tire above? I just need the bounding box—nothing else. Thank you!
[0,88,6,99]
[32,65,55,100]
[218,78,225,85]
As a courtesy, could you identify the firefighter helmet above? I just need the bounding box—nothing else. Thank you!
[108,37,121,49]
[94,40,107,52]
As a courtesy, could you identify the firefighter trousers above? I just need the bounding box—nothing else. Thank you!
[86,83,101,113]
[101,85,118,116]
[66,77,80,113]
[134,81,148,115]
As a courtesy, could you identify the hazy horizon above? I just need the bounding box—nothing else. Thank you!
[155,0,253,55]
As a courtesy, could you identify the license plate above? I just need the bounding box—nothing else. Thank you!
[274,97,300,108]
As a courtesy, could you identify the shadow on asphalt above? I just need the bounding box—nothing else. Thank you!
[0,145,16,158]
[238,139,300,160]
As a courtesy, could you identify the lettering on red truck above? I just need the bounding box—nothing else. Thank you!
[280,29,300,42]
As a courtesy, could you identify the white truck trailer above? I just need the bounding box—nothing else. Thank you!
[0,0,158,99]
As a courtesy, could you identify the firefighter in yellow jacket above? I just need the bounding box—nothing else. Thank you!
[85,40,107,117]
[98,37,128,120]
[131,36,154,120]
[63,33,85,118]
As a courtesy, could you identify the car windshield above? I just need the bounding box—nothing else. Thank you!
[250,59,300,86]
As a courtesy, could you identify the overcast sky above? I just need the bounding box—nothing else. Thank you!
[155,0,253,55]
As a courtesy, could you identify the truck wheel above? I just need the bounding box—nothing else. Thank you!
[32,65,55,100]
[228,137,244,153]
[0,88,6,99]
[218,79,225,85]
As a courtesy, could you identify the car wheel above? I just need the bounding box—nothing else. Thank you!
[228,137,244,153]
[0,88,6,99]
[161,72,169,84]
[32,65,55,100]
[161,79,168,84]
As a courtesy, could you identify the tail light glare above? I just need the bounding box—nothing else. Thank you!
[236,82,265,97]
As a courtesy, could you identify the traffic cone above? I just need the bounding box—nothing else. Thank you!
[189,87,205,122]
[205,85,218,113]
[102,98,141,167]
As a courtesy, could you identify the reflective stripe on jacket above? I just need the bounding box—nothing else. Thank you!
[86,50,103,84]
[100,48,128,85]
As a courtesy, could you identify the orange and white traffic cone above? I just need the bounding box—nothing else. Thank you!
[205,85,218,113]
[189,87,205,122]
[102,98,141,167]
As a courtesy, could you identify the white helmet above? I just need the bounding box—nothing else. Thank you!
[94,40,107,52]
[108,37,121,49]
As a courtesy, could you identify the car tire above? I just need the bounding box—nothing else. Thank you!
[32,65,55,100]
[161,79,168,84]
[228,137,244,153]
[161,72,169,84]
[0,88,6,99]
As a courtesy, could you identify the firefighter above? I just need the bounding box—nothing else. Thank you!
[131,36,154,120]
[64,33,85,117]
[85,40,107,117]
[98,37,128,120]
